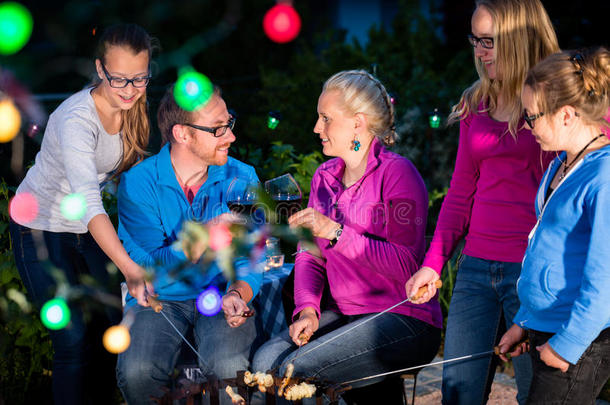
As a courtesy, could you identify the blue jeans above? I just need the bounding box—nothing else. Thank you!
[251,310,440,404]
[9,220,120,405]
[116,299,257,405]
[442,255,533,405]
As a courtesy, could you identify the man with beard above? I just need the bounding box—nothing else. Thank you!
[115,84,261,405]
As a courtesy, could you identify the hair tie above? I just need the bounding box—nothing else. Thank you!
[569,53,584,75]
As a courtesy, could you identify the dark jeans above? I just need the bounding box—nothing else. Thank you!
[117,300,257,405]
[251,310,441,404]
[442,255,533,405]
[526,328,610,405]
[9,220,121,405]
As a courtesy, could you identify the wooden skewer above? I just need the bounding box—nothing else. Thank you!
[494,338,530,360]
[147,295,163,313]
[298,333,310,345]
[240,309,255,318]
[409,279,443,301]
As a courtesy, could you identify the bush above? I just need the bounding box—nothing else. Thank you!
[0,181,53,404]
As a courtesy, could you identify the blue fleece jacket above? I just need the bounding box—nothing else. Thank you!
[118,143,262,305]
[514,145,610,364]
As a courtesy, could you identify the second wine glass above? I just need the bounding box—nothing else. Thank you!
[264,173,303,224]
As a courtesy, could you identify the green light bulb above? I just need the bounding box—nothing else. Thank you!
[60,193,87,221]
[0,2,33,55]
[267,117,279,130]
[41,298,71,330]
[429,109,441,129]
[174,70,213,112]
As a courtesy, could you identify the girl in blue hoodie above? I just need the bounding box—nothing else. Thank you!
[498,47,610,404]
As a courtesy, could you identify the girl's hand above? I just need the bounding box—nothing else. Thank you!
[497,324,528,362]
[537,342,569,372]
[125,265,154,307]
[405,267,440,304]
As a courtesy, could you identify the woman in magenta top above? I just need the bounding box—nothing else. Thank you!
[405,1,559,404]
[251,70,441,403]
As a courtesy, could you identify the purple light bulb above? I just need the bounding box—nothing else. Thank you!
[196,286,222,316]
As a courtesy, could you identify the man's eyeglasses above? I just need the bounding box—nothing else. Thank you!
[182,116,236,137]
[101,63,151,88]
[467,34,494,49]
[524,111,544,129]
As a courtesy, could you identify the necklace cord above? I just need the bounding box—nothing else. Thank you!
[561,134,605,179]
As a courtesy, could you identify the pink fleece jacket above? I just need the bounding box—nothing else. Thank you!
[423,109,553,273]
[293,138,442,329]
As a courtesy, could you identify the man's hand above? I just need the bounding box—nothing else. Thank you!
[497,324,528,362]
[222,290,250,328]
[289,307,319,346]
[288,208,339,240]
[405,267,440,304]
[537,342,570,372]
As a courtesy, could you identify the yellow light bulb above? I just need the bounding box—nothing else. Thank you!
[0,98,21,142]
[103,325,131,354]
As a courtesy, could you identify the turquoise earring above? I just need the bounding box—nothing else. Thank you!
[352,139,361,151]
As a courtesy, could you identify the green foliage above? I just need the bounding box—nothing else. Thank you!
[0,181,53,403]
[438,255,459,322]
[239,141,325,199]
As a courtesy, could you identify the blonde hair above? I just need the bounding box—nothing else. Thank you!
[322,70,397,146]
[448,0,559,138]
[525,47,610,131]
[95,24,158,176]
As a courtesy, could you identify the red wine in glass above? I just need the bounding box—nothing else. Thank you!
[274,194,302,224]
[227,201,256,217]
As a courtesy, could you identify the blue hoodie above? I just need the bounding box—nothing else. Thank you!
[118,143,262,305]
[514,144,610,364]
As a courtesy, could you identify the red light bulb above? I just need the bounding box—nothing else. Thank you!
[263,4,301,44]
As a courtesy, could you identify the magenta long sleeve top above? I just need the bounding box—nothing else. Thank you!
[293,138,442,329]
[422,110,552,274]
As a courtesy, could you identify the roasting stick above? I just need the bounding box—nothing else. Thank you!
[339,338,529,386]
[147,295,211,367]
[289,280,443,364]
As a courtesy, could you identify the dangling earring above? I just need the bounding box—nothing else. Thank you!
[352,136,361,152]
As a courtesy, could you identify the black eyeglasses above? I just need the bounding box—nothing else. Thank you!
[467,34,494,49]
[524,111,544,129]
[182,116,236,137]
[101,63,151,88]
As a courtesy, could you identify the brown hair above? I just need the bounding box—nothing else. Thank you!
[323,70,397,146]
[157,84,221,144]
[448,0,559,138]
[95,23,158,176]
[525,47,610,131]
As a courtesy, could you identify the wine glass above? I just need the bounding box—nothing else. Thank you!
[264,174,304,265]
[226,177,262,223]
[264,174,303,225]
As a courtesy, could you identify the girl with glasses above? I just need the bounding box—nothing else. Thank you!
[9,24,157,405]
[405,1,559,404]
[498,47,610,404]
